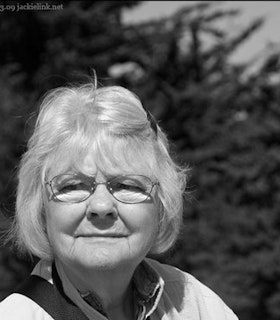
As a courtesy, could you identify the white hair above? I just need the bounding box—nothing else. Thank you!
[8,81,188,260]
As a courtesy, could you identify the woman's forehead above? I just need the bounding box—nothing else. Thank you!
[46,147,155,178]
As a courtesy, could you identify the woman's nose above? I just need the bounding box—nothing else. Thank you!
[86,184,117,219]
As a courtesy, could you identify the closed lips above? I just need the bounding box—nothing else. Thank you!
[77,233,128,238]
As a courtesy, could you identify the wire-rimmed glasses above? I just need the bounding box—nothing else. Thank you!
[46,174,158,204]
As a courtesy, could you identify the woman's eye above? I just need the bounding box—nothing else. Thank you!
[58,182,85,193]
[114,182,145,192]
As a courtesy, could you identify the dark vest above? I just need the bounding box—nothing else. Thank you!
[15,264,90,320]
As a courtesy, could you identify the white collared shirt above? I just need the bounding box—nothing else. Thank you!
[0,258,238,320]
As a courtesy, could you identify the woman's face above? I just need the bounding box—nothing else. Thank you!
[43,152,159,274]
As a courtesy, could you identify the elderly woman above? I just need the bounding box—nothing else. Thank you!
[0,78,238,320]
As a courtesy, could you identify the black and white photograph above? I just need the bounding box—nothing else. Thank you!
[0,1,279,320]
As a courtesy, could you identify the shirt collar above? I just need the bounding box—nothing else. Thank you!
[33,259,164,319]
[77,259,164,319]
[133,259,164,318]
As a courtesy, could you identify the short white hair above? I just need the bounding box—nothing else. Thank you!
[9,82,188,260]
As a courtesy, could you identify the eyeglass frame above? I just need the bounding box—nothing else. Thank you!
[45,173,159,204]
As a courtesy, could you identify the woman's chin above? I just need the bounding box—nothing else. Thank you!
[68,242,132,271]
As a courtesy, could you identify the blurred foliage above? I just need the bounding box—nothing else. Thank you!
[1,1,280,320]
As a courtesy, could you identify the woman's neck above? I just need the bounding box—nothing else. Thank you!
[56,259,136,318]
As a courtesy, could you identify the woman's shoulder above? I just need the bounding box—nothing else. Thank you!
[0,293,54,320]
[145,258,238,320]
